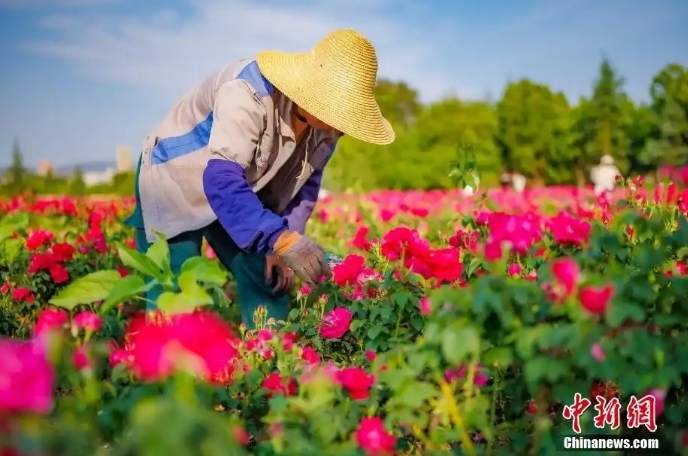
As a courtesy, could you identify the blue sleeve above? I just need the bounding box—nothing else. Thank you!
[203,159,287,253]
[283,169,323,234]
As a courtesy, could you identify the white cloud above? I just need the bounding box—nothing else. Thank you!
[17,0,476,102]
[13,0,683,105]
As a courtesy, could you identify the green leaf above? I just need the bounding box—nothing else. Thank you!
[467,257,482,276]
[367,325,383,340]
[377,369,407,390]
[394,291,411,309]
[524,356,568,389]
[0,238,22,262]
[481,347,513,368]
[349,319,365,332]
[605,301,646,327]
[515,327,543,358]
[0,212,29,243]
[156,292,205,315]
[49,270,121,310]
[146,236,170,271]
[380,306,393,320]
[178,271,209,294]
[117,244,162,278]
[156,274,213,315]
[269,395,290,413]
[538,324,577,349]
[0,212,29,229]
[442,326,481,365]
[410,315,424,332]
[244,369,264,388]
[181,256,227,286]
[395,381,437,408]
[0,225,15,244]
[100,275,153,315]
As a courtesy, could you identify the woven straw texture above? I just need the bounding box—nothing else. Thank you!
[256,29,395,145]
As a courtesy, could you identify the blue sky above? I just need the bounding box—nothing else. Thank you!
[0,0,686,167]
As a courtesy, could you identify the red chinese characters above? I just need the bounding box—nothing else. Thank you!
[593,395,621,430]
[562,393,592,434]
[627,394,657,433]
[563,392,659,434]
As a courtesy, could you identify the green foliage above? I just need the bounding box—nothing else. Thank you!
[324,62,688,190]
[497,79,575,184]
[69,167,87,196]
[0,148,137,197]
[585,58,631,170]
[647,64,688,168]
[448,144,480,190]
[49,270,122,310]
[9,138,26,191]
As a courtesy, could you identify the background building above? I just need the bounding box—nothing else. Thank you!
[116,145,133,173]
[83,168,116,186]
[36,159,53,176]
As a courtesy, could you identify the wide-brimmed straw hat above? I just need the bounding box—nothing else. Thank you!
[256,29,395,145]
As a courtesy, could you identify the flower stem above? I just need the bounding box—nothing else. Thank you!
[439,379,475,456]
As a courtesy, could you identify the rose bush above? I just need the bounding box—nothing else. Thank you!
[0,181,687,456]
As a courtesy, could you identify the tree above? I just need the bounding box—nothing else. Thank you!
[408,98,501,188]
[570,98,592,185]
[69,167,86,196]
[624,102,659,175]
[323,80,422,191]
[374,80,422,130]
[8,138,27,192]
[584,58,631,172]
[497,79,576,184]
[645,64,688,167]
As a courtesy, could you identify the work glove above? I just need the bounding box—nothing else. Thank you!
[265,254,294,296]
[273,230,332,286]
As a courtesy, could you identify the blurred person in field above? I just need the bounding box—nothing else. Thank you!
[500,172,511,190]
[500,170,526,193]
[511,173,526,193]
[124,29,394,328]
[590,154,621,196]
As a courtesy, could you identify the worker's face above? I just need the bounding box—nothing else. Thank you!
[296,106,332,131]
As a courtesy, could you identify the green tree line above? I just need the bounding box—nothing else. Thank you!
[325,59,688,190]
[0,139,135,197]
[2,59,687,195]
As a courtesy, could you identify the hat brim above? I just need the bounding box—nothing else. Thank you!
[256,50,395,145]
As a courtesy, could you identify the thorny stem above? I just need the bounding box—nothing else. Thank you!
[174,371,197,406]
[439,379,476,456]
[393,248,411,338]
[464,361,476,399]
[487,372,500,455]
[530,385,549,456]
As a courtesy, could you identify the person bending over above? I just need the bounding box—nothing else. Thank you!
[125,29,395,328]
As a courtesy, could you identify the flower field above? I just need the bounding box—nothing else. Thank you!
[1,180,688,456]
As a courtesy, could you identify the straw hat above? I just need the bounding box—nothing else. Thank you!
[256,29,395,145]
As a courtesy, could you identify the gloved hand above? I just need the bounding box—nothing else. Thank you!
[273,230,332,285]
[265,254,294,296]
